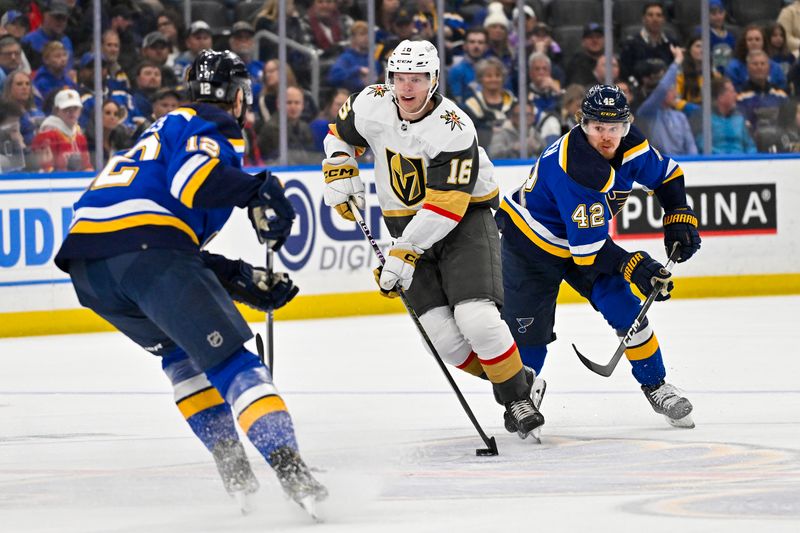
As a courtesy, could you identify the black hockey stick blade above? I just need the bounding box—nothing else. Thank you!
[476,436,499,456]
[255,333,265,363]
[573,341,625,377]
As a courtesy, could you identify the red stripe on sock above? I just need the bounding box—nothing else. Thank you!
[456,351,477,369]
[479,343,517,366]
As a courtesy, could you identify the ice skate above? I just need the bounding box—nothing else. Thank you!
[270,446,328,521]
[502,367,547,441]
[211,439,260,514]
[642,381,695,429]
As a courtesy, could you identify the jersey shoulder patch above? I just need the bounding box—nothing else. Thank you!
[351,84,394,116]
[417,97,476,150]
[564,129,615,193]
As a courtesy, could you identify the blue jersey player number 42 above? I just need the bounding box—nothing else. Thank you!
[496,84,702,429]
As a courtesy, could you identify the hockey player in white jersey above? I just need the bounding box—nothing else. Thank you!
[322,40,544,439]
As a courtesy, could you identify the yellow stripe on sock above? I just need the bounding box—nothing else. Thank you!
[625,333,660,361]
[237,395,287,433]
[177,388,225,419]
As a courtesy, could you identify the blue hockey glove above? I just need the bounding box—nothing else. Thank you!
[663,207,701,263]
[248,171,295,251]
[223,260,299,312]
[620,251,673,301]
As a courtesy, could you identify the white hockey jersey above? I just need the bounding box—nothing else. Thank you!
[324,84,499,237]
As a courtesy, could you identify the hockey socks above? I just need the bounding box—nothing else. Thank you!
[205,347,299,461]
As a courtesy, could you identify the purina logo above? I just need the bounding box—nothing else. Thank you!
[614,183,777,238]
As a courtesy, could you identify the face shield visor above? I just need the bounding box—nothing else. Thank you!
[580,119,631,139]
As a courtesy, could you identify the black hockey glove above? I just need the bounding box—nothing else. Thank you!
[663,207,700,263]
[619,251,673,301]
[223,260,299,312]
[248,171,295,251]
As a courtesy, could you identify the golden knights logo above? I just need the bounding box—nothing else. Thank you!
[440,109,464,131]
[606,189,631,217]
[386,148,426,206]
[368,85,389,97]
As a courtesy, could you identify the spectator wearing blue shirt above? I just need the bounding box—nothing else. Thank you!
[310,88,350,153]
[725,24,786,92]
[32,40,76,107]
[697,76,757,154]
[704,0,736,74]
[21,1,74,71]
[736,50,790,152]
[1,69,44,147]
[130,61,162,120]
[448,28,488,106]
[327,21,378,93]
[228,21,265,98]
[527,52,562,115]
[635,45,698,155]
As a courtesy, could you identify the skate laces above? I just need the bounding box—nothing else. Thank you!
[650,383,683,408]
[509,398,536,421]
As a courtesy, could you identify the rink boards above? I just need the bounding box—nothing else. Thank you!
[1,155,799,337]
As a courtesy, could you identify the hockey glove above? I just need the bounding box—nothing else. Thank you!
[248,171,295,251]
[620,251,674,301]
[377,244,421,293]
[221,259,299,312]
[663,207,701,263]
[373,266,399,298]
[322,155,365,221]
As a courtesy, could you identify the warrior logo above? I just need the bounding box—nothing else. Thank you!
[440,109,464,131]
[207,331,224,348]
[606,189,632,217]
[386,148,426,206]
[368,85,389,97]
[516,317,535,334]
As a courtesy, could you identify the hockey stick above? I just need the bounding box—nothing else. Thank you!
[572,243,681,377]
[265,247,275,371]
[348,199,499,457]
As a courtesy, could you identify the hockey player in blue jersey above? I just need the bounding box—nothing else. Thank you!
[495,85,701,430]
[54,50,327,516]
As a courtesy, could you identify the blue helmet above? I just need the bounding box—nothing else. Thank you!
[581,84,630,123]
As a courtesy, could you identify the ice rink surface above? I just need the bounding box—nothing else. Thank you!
[1,295,799,532]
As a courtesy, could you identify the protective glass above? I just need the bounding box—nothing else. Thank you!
[581,120,630,138]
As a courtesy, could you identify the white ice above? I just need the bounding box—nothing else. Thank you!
[1,296,799,532]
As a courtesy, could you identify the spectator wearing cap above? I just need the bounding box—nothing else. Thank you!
[484,2,515,91]
[736,50,790,152]
[131,60,163,119]
[327,21,379,92]
[619,2,676,83]
[75,53,107,96]
[107,4,139,70]
[141,31,178,88]
[778,0,800,56]
[635,44,697,155]
[725,24,787,93]
[302,0,353,57]
[0,35,24,89]
[20,0,74,71]
[448,28,488,106]
[228,21,265,98]
[696,76,756,154]
[32,40,77,107]
[2,69,44,146]
[101,29,131,92]
[173,21,213,81]
[508,4,537,52]
[702,0,736,74]
[566,23,605,86]
[31,87,92,171]
[527,51,562,115]
[1,11,33,75]
[389,8,416,41]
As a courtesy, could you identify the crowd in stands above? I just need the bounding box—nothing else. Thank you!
[2,0,800,173]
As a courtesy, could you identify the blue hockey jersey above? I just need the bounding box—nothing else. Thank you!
[496,125,685,269]
[55,103,260,271]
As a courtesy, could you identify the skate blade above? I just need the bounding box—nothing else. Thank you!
[232,490,255,515]
[297,496,323,522]
[666,413,695,429]
[516,424,543,443]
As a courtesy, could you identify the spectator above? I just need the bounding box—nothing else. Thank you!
[0,12,31,75]
[635,45,698,155]
[566,23,605,87]
[30,87,92,172]
[737,50,790,152]
[619,2,676,82]
[0,35,24,89]
[173,21,213,81]
[310,87,349,153]
[488,100,544,159]
[776,99,800,152]
[414,0,467,61]
[106,4,138,71]
[75,53,143,133]
[21,0,74,71]
[508,4,537,52]
[765,22,795,80]
[0,99,26,171]
[559,83,586,134]
[725,24,786,92]
[375,0,402,44]
[255,59,318,125]
[463,57,517,149]
[101,29,130,92]
[327,20,378,92]
[257,85,317,165]
[254,0,310,86]
[387,8,416,42]
[228,21,265,97]
[154,11,181,67]
[2,69,44,145]
[696,76,757,154]
[527,51,562,114]
[674,35,712,123]
[447,27,488,106]
[302,0,352,58]
[778,0,800,56]
[706,0,736,74]
[592,54,621,86]
[484,2,516,88]
[631,57,667,113]
[32,40,77,107]
[140,31,178,88]
[529,24,565,86]
[85,99,134,161]
[131,61,162,119]
[150,87,181,120]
